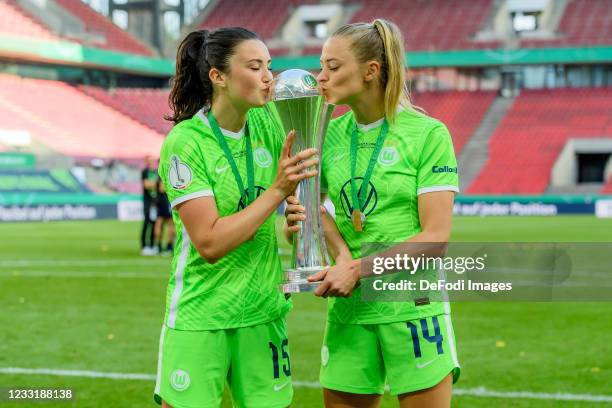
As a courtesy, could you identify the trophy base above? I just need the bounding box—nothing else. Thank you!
[282,266,328,293]
[284,266,326,281]
[281,281,320,293]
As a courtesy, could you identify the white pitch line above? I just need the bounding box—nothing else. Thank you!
[0,260,169,268]
[0,367,154,381]
[452,386,612,403]
[1,368,612,403]
[0,271,166,279]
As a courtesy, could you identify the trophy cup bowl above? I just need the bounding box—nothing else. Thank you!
[266,69,334,293]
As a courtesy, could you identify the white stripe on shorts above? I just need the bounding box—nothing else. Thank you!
[154,324,167,396]
[167,229,190,328]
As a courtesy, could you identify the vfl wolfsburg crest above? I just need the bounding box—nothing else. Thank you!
[378,146,399,166]
[321,345,330,366]
[168,155,192,190]
[302,74,318,89]
[339,177,378,219]
[254,147,273,168]
[170,369,190,391]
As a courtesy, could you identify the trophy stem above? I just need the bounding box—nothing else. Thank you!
[267,70,335,294]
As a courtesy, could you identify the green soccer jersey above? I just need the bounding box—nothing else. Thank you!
[321,108,459,324]
[158,107,290,330]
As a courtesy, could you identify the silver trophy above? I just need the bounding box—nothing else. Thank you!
[266,69,334,293]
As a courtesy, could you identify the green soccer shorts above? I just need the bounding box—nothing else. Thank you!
[320,314,460,395]
[154,317,293,408]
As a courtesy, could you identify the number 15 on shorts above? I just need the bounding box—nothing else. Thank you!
[269,339,291,379]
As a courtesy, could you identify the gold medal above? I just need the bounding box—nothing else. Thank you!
[352,209,364,232]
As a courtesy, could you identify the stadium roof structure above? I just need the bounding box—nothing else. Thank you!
[0,34,173,76]
[272,47,612,71]
[1,0,611,77]
[1,33,610,78]
[0,0,168,76]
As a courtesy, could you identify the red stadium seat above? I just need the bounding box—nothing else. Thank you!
[349,0,500,51]
[412,91,497,154]
[79,86,173,135]
[468,88,612,194]
[520,0,612,48]
[53,0,155,56]
[198,0,317,40]
[0,74,162,159]
[602,177,612,193]
[0,0,59,41]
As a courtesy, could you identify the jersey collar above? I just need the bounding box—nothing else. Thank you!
[355,106,405,132]
[197,109,245,140]
[356,117,385,132]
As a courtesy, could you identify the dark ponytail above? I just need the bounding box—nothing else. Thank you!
[166,27,259,124]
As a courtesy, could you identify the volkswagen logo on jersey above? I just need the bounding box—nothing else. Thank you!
[254,147,273,168]
[168,155,192,190]
[339,177,378,219]
[237,185,266,210]
[378,146,399,166]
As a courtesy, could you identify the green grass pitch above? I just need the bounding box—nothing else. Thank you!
[1,216,611,407]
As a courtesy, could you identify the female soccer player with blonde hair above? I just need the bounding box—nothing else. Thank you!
[285,19,460,408]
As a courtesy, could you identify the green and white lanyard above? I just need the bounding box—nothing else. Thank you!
[350,118,389,232]
[207,111,255,206]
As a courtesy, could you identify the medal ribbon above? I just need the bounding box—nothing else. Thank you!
[207,111,255,206]
[350,118,389,215]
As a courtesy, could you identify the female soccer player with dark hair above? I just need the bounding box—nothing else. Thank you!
[154,27,318,408]
[285,19,460,408]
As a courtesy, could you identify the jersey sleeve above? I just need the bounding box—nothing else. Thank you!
[159,130,214,208]
[416,122,460,195]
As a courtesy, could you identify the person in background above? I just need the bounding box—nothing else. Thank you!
[154,178,175,256]
[141,155,158,255]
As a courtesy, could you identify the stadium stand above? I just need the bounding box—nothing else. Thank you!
[52,0,155,56]
[0,74,163,159]
[0,0,59,41]
[198,0,316,40]
[349,0,499,51]
[468,88,612,194]
[603,177,612,193]
[412,91,497,154]
[79,86,172,135]
[522,0,612,48]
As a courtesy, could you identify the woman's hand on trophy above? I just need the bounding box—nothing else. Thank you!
[285,196,328,234]
[285,195,305,234]
[308,259,361,298]
[272,130,319,198]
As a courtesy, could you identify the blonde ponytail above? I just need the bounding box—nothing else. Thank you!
[372,19,411,123]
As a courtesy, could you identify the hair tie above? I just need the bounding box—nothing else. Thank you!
[201,30,209,63]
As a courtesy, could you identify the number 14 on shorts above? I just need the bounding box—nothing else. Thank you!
[407,316,445,366]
